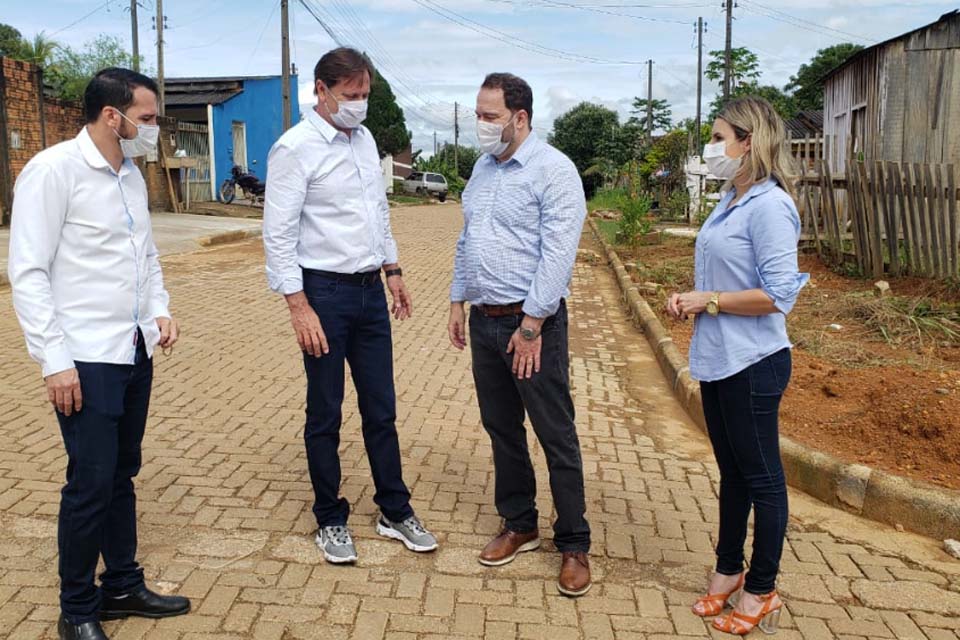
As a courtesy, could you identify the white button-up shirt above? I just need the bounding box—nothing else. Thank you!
[263,107,398,295]
[7,127,170,378]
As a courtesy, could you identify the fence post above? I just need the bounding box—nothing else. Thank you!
[0,60,12,226]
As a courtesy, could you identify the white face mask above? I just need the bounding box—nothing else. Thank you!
[477,113,517,157]
[114,110,159,158]
[703,140,744,180]
[322,86,368,129]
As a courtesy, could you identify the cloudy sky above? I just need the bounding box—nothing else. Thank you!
[5,0,958,155]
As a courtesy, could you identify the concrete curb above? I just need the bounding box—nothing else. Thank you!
[587,217,960,540]
[196,228,262,248]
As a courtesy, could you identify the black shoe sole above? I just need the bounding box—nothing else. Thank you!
[99,604,191,621]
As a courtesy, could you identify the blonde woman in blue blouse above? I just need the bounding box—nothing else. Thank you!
[667,97,808,636]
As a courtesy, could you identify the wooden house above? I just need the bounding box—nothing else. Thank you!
[823,10,960,173]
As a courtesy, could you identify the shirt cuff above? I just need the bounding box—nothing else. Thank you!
[42,342,75,378]
[450,283,466,302]
[149,297,171,320]
[268,270,304,295]
[522,299,558,319]
[758,270,810,315]
[383,240,399,266]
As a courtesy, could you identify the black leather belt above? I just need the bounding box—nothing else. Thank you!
[303,268,381,285]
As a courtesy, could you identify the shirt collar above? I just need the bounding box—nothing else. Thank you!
[722,177,778,209]
[306,106,351,142]
[77,125,135,175]
[504,131,539,167]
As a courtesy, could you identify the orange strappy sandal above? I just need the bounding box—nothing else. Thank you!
[712,590,783,635]
[691,572,744,617]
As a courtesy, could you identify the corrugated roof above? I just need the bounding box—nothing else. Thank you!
[166,75,283,84]
[164,91,240,106]
[786,110,824,138]
[825,10,960,81]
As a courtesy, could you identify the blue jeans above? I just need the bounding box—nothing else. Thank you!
[302,269,413,527]
[469,301,590,552]
[56,334,151,623]
[700,348,791,595]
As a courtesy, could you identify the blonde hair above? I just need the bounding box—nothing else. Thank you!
[718,96,798,199]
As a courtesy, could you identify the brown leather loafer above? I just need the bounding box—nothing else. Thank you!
[557,551,591,597]
[478,529,540,566]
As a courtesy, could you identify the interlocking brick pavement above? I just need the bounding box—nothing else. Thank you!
[1,203,959,639]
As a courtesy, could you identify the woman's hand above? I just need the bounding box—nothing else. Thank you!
[674,291,713,320]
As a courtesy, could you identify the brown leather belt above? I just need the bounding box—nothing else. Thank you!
[474,302,525,317]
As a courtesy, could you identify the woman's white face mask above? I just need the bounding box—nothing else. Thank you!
[703,139,745,180]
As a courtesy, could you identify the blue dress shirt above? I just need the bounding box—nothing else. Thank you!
[450,133,587,319]
[690,178,809,382]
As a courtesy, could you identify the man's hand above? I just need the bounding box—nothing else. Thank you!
[46,368,82,416]
[156,316,180,351]
[507,330,542,380]
[448,302,467,350]
[386,274,413,320]
[285,291,329,357]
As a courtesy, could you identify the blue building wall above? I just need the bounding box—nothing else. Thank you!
[211,75,300,193]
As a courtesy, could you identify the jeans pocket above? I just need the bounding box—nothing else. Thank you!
[748,353,785,398]
[305,280,339,303]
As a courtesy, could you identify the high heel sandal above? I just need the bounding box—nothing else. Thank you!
[712,590,783,635]
[691,572,744,617]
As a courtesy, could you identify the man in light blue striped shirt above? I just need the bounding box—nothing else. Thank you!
[448,73,591,597]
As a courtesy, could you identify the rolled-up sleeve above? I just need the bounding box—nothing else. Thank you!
[751,197,809,315]
[523,160,587,318]
[263,142,308,295]
[8,161,74,377]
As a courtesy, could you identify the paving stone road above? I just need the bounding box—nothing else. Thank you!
[1,204,959,639]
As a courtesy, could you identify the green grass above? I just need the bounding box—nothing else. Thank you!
[596,219,619,244]
[388,194,427,205]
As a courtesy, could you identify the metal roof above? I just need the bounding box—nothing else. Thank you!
[824,10,960,81]
[786,110,824,138]
[164,90,240,106]
[165,75,283,84]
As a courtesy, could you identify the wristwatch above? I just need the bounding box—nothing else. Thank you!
[519,326,539,341]
[384,267,403,278]
[706,292,721,317]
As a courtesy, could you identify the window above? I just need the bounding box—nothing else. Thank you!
[427,174,446,184]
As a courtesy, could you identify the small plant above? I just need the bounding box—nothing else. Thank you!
[616,192,653,244]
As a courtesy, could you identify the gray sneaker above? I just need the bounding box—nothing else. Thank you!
[376,514,438,552]
[315,525,358,564]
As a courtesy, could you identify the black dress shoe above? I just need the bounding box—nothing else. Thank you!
[58,615,109,640]
[99,586,191,620]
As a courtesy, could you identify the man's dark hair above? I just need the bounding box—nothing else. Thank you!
[83,67,158,124]
[482,73,533,124]
[314,47,375,93]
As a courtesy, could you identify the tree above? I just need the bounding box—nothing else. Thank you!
[48,35,138,101]
[705,47,760,93]
[709,82,797,121]
[785,43,864,111]
[549,102,621,196]
[432,143,480,180]
[17,32,59,67]
[0,23,24,57]
[629,98,672,135]
[366,71,411,158]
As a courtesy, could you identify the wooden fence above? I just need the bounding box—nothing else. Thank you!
[797,160,960,279]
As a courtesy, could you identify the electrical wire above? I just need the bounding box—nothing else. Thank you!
[481,0,694,24]
[739,0,876,44]
[50,0,116,36]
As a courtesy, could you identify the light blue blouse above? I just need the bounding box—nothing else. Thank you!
[690,178,809,382]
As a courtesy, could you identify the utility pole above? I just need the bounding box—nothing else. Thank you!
[454,102,459,173]
[156,0,165,115]
[723,0,733,101]
[646,59,654,140]
[433,131,437,156]
[281,0,291,131]
[130,0,139,72]
[696,17,704,149]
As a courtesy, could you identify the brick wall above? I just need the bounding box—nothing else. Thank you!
[0,57,175,223]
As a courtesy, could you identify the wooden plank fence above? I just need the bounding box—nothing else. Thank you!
[796,159,960,279]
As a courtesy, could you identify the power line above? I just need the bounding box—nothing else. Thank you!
[739,0,875,44]
[50,0,116,36]
[409,0,649,65]
[244,0,281,70]
[481,0,695,24]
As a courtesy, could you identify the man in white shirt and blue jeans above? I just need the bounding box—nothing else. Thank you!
[263,47,437,564]
[8,68,190,640]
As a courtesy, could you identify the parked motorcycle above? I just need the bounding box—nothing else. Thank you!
[219,165,266,205]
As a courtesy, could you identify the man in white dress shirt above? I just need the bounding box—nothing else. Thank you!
[8,68,190,640]
[263,48,437,564]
